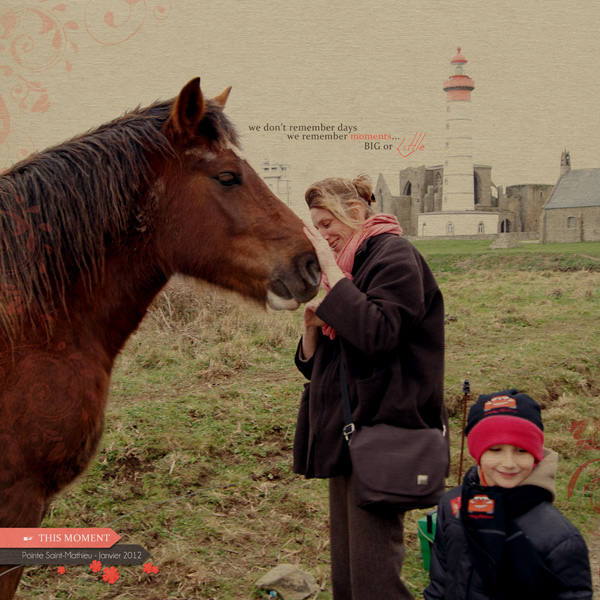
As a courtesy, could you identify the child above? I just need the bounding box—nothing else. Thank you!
[424,389,593,600]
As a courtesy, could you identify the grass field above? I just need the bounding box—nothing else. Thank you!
[16,240,600,599]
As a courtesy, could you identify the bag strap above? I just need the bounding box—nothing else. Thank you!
[339,359,355,441]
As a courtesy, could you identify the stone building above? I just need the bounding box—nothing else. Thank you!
[260,158,292,205]
[541,151,600,242]
[502,183,554,234]
[375,165,553,238]
[373,48,554,238]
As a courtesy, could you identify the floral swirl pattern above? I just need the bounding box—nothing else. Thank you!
[568,419,600,536]
[0,339,93,526]
[1,5,75,73]
[0,0,171,169]
[84,0,171,45]
[0,196,53,277]
[84,0,147,46]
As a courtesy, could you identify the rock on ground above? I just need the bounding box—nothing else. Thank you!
[255,564,320,600]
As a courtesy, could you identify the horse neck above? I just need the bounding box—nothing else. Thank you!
[63,242,169,365]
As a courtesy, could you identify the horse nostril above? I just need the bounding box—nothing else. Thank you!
[307,256,320,286]
[295,252,320,288]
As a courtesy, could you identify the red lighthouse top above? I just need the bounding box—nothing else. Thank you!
[451,47,468,64]
[443,46,474,101]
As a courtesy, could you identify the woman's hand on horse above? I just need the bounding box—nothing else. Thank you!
[303,222,345,288]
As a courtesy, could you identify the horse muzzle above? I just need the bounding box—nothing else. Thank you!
[267,252,320,310]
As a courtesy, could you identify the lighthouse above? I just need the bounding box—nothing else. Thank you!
[442,47,475,211]
[416,47,498,237]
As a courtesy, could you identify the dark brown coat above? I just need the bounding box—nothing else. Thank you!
[293,233,446,478]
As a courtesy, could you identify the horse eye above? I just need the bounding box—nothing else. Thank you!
[216,172,238,186]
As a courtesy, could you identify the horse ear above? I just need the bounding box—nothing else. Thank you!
[166,77,206,142]
[212,86,232,108]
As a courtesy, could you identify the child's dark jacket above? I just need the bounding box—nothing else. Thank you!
[424,450,593,600]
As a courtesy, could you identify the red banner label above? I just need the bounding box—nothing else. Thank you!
[0,528,121,548]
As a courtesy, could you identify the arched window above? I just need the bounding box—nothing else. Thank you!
[446,222,454,235]
[404,181,412,196]
[500,219,511,233]
[421,222,427,236]
[478,222,485,234]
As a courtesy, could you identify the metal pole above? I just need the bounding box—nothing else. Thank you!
[458,379,471,485]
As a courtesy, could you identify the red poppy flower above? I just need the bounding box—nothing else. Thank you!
[102,566,120,584]
[90,560,102,573]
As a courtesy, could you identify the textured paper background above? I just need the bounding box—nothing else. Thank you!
[1,0,599,218]
[1,2,598,590]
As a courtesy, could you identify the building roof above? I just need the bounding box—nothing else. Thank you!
[375,173,393,193]
[451,47,467,64]
[544,169,600,209]
[425,163,492,171]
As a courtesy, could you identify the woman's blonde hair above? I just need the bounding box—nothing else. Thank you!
[305,174,375,230]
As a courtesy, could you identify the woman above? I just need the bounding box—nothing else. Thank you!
[293,174,446,600]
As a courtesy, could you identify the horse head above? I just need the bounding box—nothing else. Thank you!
[154,78,320,310]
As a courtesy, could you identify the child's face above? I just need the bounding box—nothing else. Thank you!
[479,444,535,488]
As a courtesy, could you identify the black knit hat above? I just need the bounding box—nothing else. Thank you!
[465,389,544,463]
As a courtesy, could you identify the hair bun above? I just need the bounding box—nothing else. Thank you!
[352,174,373,203]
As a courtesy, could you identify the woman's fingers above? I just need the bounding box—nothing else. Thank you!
[303,223,334,264]
[302,221,346,289]
[304,309,324,328]
[306,299,322,312]
[303,223,322,247]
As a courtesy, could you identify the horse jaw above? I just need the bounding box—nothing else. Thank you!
[266,291,301,311]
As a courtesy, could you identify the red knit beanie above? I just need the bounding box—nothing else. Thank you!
[465,389,544,464]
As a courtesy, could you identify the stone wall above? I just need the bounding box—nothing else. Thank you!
[542,207,600,242]
[417,211,499,237]
[504,184,554,233]
[474,166,493,207]
[398,165,430,199]
[375,170,558,239]
[387,195,414,233]
[405,232,540,242]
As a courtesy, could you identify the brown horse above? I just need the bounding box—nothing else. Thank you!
[0,78,319,598]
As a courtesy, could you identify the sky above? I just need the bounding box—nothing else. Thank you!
[1,0,599,216]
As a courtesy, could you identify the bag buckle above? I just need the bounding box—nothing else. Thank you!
[343,423,355,441]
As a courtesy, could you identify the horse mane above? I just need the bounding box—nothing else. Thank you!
[0,96,239,344]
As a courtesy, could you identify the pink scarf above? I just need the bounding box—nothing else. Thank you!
[321,213,403,339]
